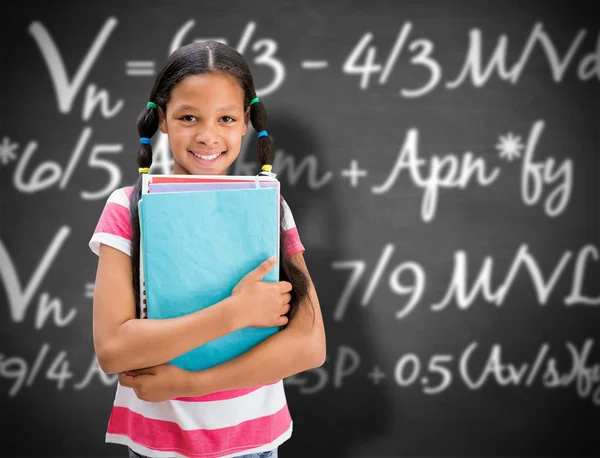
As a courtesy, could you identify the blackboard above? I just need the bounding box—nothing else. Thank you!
[1,0,599,456]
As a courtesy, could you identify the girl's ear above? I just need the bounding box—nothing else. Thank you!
[242,107,250,136]
[158,107,168,134]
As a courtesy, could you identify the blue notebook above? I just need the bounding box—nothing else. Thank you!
[139,187,280,371]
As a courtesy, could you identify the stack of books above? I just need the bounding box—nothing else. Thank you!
[138,174,281,371]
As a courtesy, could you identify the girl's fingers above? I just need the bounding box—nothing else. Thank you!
[278,281,293,293]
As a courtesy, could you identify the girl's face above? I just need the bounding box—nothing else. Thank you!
[158,72,249,175]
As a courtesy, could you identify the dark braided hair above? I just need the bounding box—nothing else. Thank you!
[129,41,311,325]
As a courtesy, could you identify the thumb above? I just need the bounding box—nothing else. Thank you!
[246,256,277,282]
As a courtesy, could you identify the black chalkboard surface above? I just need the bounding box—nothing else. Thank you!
[1,0,599,456]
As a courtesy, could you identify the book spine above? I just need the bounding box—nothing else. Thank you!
[138,199,148,318]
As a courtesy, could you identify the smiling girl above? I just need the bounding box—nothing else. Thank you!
[89,41,326,458]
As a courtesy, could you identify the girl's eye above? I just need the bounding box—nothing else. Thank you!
[179,115,235,123]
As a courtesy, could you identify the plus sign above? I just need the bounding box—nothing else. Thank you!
[367,366,386,385]
[341,160,367,187]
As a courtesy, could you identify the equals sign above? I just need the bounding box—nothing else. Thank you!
[84,283,94,298]
[126,60,156,76]
[301,60,329,70]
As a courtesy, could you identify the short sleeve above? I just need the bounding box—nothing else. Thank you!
[89,187,134,257]
[281,197,305,258]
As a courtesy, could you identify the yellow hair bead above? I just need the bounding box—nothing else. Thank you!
[261,164,273,172]
[138,167,150,174]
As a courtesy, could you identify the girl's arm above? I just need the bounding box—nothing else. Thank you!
[94,244,241,374]
[183,251,326,396]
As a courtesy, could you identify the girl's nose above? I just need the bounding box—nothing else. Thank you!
[194,123,218,145]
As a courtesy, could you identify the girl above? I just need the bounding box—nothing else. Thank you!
[89,41,326,458]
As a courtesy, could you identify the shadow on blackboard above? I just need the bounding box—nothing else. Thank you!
[253,110,395,458]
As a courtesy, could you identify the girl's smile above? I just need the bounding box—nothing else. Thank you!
[189,149,226,167]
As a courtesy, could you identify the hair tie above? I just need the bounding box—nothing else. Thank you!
[249,97,260,106]
[140,137,151,144]
[258,164,276,178]
[147,102,158,109]
[138,167,150,174]
[257,130,268,138]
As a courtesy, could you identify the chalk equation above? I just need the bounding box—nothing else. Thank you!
[332,242,599,321]
[346,119,572,222]
[343,22,600,96]
[1,119,573,221]
[284,339,600,406]
[2,339,596,405]
[2,14,589,207]
[0,343,116,397]
[24,17,600,106]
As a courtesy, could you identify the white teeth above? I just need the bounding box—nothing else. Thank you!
[192,151,221,161]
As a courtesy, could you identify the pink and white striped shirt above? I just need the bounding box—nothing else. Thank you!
[89,186,305,458]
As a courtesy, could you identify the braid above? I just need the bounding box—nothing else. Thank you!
[129,103,160,317]
[248,97,274,167]
[136,104,159,169]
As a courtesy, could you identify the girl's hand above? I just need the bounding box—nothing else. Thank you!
[231,256,292,329]
[118,364,191,402]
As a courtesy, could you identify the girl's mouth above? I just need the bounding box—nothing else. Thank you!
[189,150,224,165]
